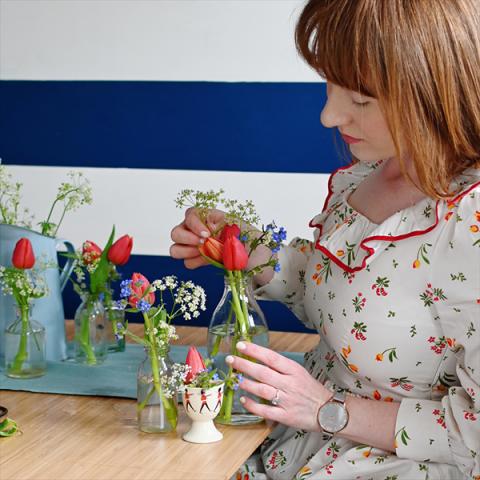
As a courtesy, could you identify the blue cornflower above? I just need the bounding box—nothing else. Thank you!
[137,299,151,313]
[271,246,280,254]
[279,227,287,240]
[274,263,281,273]
[120,279,132,288]
[240,234,249,242]
[120,286,132,298]
[212,373,220,382]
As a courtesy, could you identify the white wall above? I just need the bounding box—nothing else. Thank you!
[0,0,320,82]
[8,165,329,256]
[1,0,330,256]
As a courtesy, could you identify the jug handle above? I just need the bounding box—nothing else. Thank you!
[57,239,76,292]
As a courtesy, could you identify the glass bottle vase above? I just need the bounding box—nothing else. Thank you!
[207,272,269,425]
[105,304,126,353]
[73,294,107,365]
[137,347,178,433]
[4,305,46,378]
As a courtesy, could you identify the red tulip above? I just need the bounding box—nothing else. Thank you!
[223,236,249,271]
[184,346,206,384]
[199,237,224,263]
[108,234,133,266]
[218,224,241,243]
[12,238,35,269]
[129,272,155,308]
[82,240,102,265]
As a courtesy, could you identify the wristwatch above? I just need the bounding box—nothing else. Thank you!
[316,390,349,438]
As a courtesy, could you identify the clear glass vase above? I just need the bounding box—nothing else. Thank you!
[137,347,178,433]
[105,304,126,353]
[73,294,107,365]
[4,305,46,378]
[207,272,269,425]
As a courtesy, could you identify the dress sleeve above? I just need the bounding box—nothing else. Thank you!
[395,186,480,477]
[254,237,316,329]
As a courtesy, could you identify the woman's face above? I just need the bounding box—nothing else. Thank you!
[320,82,396,163]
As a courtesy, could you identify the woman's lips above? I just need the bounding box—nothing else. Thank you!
[341,133,362,144]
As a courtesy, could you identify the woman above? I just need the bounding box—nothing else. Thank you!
[170,0,480,478]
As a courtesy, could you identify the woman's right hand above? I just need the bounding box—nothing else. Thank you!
[169,208,226,269]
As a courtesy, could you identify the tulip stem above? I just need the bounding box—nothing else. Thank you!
[75,297,98,365]
[10,305,30,374]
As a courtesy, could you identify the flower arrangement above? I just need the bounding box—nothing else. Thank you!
[182,346,225,443]
[0,164,92,237]
[0,238,48,377]
[69,226,133,364]
[175,189,286,424]
[116,274,207,431]
[184,345,223,389]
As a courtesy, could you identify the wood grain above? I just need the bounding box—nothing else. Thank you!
[0,324,318,480]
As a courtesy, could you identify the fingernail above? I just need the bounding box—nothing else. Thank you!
[239,396,246,404]
[225,355,234,364]
[236,341,246,350]
[198,238,205,245]
[200,231,210,238]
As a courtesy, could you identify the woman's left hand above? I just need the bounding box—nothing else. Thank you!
[226,341,333,431]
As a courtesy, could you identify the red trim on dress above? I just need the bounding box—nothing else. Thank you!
[309,167,480,274]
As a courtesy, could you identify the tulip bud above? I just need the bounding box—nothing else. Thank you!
[108,235,133,266]
[219,224,241,243]
[223,236,248,271]
[129,272,155,308]
[184,346,206,384]
[12,238,35,269]
[82,240,102,265]
[199,237,224,263]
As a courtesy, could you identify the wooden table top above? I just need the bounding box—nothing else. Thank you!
[0,325,318,480]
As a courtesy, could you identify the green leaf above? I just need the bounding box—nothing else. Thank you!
[90,226,116,294]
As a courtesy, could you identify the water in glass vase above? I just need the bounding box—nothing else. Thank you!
[136,349,178,433]
[207,274,269,426]
[5,317,46,379]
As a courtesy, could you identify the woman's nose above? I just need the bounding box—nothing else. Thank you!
[320,97,351,129]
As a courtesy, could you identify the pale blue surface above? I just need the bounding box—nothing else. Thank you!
[0,344,305,399]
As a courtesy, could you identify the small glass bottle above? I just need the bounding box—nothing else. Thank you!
[5,305,46,378]
[137,347,178,433]
[105,304,126,353]
[73,293,107,365]
[207,273,269,425]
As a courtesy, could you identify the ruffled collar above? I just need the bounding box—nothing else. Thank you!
[309,162,480,273]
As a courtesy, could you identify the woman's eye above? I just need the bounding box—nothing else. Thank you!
[352,100,369,107]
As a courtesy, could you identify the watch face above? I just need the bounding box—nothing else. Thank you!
[318,402,348,433]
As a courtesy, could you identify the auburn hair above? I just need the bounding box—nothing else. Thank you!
[295,0,480,198]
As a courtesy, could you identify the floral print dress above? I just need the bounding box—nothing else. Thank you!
[240,161,480,480]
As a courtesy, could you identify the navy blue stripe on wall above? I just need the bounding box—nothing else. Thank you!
[0,81,345,174]
[61,254,314,334]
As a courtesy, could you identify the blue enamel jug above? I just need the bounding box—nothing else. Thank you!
[0,224,75,361]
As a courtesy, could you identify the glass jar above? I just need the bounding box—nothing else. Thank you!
[207,272,269,425]
[73,293,107,365]
[137,347,178,433]
[105,304,126,353]
[4,305,46,378]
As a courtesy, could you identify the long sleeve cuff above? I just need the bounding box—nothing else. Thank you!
[395,398,454,465]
